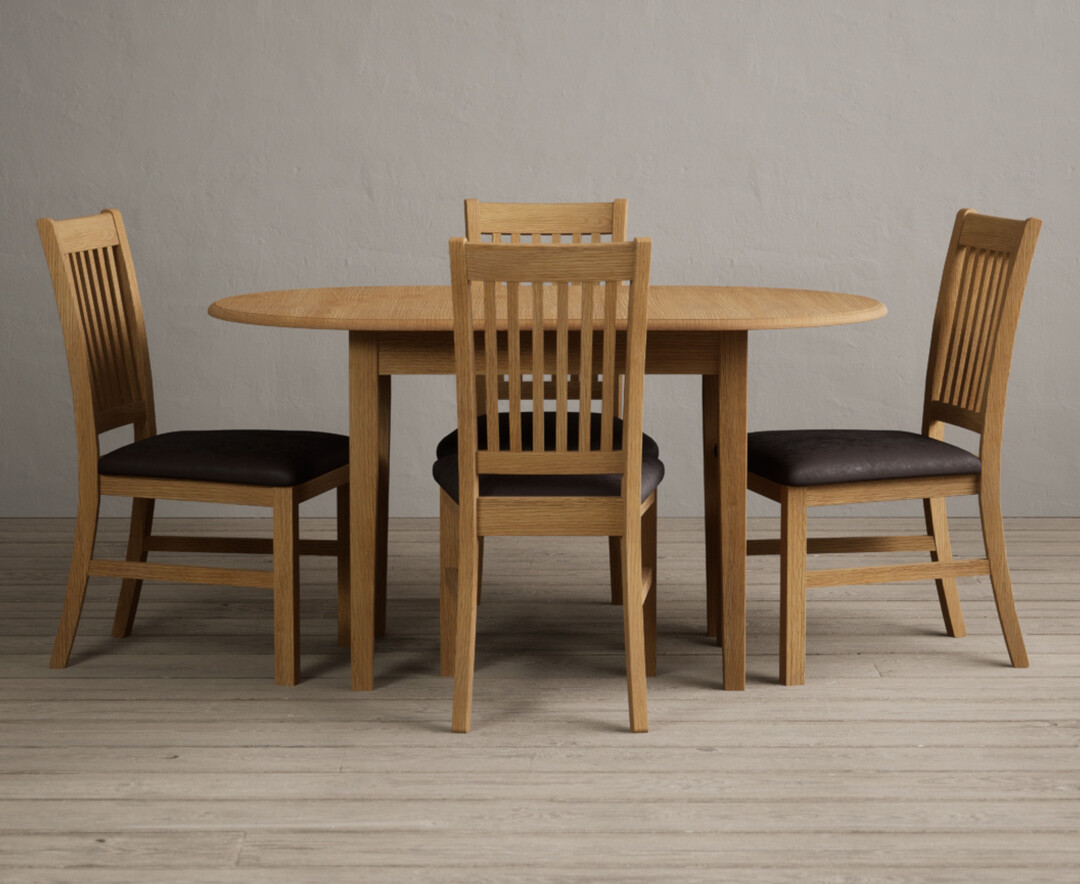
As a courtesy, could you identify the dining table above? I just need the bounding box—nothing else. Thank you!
[209,284,886,692]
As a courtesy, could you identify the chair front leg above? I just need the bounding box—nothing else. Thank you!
[112,497,155,638]
[923,496,966,637]
[452,528,481,733]
[622,510,649,733]
[336,484,350,648]
[642,499,658,677]
[51,488,100,668]
[273,488,301,686]
[779,486,807,686]
[439,490,459,677]
[979,481,1029,667]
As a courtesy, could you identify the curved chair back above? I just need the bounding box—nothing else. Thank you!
[38,210,157,468]
[922,210,1041,459]
[449,238,652,527]
[465,199,629,407]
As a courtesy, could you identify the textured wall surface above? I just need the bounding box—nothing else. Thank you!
[1,0,1077,518]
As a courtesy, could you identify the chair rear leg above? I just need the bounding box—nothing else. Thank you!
[923,496,966,637]
[979,485,1029,667]
[273,488,301,686]
[51,491,100,668]
[452,530,481,733]
[780,487,807,686]
[609,536,622,604]
[112,497,155,638]
[476,536,484,605]
[439,490,459,677]
[622,512,649,733]
[642,499,658,677]
[336,484,350,648]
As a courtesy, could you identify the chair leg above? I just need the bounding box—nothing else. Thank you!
[440,490,459,677]
[336,484,350,648]
[476,536,484,605]
[51,491,100,668]
[779,486,807,686]
[608,536,623,604]
[452,528,481,733]
[979,483,1029,668]
[923,496,966,637]
[642,499,658,678]
[111,497,155,638]
[622,510,649,733]
[273,488,301,686]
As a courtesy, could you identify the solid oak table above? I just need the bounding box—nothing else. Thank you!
[209,285,885,691]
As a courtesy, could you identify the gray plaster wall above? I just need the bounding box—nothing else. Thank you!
[1,0,1077,519]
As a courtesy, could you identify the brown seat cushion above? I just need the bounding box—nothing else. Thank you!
[746,429,982,487]
[435,411,660,459]
[432,454,665,505]
[99,430,349,487]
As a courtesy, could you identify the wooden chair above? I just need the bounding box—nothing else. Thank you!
[38,209,350,685]
[746,210,1041,684]
[455,199,637,605]
[437,237,660,732]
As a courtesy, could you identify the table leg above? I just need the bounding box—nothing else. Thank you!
[717,331,748,690]
[701,374,721,640]
[349,331,378,690]
[376,374,391,638]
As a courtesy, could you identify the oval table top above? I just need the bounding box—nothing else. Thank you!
[209,285,886,332]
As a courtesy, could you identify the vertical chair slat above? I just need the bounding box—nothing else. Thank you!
[953,248,991,407]
[936,246,971,403]
[506,281,522,452]
[91,247,131,405]
[66,254,99,398]
[961,250,997,411]
[601,279,618,450]
[532,280,545,452]
[967,252,1007,412]
[555,282,569,451]
[103,245,141,404]
[483,281,500,452]
[945,247,980,406]
[73,251,114,409]
[580,281,595,452]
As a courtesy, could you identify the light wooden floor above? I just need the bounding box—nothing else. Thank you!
[1,515,1078,882]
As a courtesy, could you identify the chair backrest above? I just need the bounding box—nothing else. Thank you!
[449,238,652,504]
[922,210,1040,454]
[465,199,629,407]
[464,199,628,244]
[38,210,157,466]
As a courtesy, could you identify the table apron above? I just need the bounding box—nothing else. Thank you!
[375,330,728,375]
